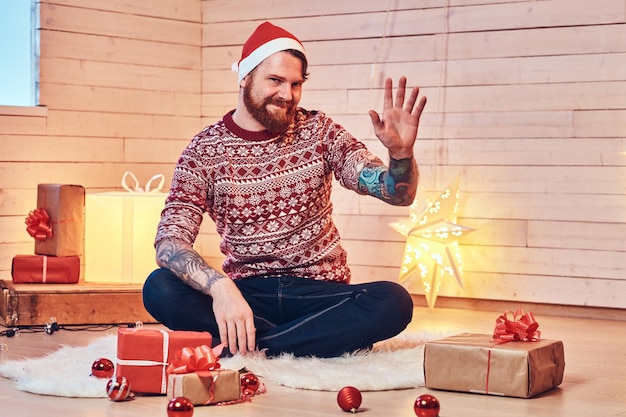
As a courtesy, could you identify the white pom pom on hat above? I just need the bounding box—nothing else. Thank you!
[231,21,306,84]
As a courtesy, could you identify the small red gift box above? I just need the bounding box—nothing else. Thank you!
[115,328,213,394]
[11,255,80,284]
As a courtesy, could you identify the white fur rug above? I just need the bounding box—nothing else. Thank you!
[0,331,440,397]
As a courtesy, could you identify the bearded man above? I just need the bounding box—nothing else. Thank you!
[143,21,428,358]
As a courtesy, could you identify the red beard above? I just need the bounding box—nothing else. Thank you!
[243,81,296,133]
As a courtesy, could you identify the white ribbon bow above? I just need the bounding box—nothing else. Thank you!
[121,171,165,193]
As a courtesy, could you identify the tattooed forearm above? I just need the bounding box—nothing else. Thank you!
[387,157,418,204]
[156,238,226,295]
[357,157,418,206]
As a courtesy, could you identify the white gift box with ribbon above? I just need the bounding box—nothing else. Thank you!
[84,172,167,284]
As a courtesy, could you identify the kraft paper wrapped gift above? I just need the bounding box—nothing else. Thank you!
[424,333,565,398]
[116,328,213,394]
[30,184,85,257]
[167,370,241,405]
[84,191,166,284]
[11,254,80,284]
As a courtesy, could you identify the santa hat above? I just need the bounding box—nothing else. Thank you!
[231,21,306,84]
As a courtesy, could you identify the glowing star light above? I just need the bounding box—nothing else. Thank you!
[390,176,474,308]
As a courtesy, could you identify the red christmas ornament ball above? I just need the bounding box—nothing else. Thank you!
[91,358,115,378]
[106,376,133,402]
[167,396,194,417]
[240,372,260,396]
[414,394,440,417]
[337,386,362,413]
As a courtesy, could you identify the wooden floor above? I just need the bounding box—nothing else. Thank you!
[1,306,625,417]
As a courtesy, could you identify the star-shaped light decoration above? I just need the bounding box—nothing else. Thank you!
[390,176,475,308]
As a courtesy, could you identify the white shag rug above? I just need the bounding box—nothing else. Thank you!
[0,331,441,397]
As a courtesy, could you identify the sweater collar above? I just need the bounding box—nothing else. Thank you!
[223,110,281,142]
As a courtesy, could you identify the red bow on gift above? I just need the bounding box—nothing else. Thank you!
[25,208,53,241]
[493,308,541,343]
[167,344,226,375]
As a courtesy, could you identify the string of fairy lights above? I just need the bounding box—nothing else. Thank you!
[0,317,145,352]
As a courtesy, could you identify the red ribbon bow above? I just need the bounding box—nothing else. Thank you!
[493,308,541,343]
[25,208,53,241]
[167,344,226,375]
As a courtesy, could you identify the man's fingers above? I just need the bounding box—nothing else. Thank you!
[246,319,256,352]
[237,321,250,355]
[368,110,385,138]
[413,96,428,119]
[219,319,239,355]
[227,322,239,354]
[221,317,255,355]
[405,86,419,113]
[394,76,407,108]
[218,321,229,351]
[368,109,382,126]
[383,77,393,109]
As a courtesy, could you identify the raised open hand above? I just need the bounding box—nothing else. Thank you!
[368,77,427,159]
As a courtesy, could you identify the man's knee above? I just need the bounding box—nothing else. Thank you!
[142,268,178,314]
[370,281,414,326]
[388,281,413,320]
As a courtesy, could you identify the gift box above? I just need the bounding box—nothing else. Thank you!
[115,328,213,394]
[30,184,85,257]
[11,255,80,284]
[424,333,565,398]
[84,191,166,284]
[167,370,241,405]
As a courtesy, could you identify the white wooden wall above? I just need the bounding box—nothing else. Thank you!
[0,0,624,310]
[200,0,626,309]
[0,0,204,278]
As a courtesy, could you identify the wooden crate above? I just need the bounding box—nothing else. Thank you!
[0,280,156,327]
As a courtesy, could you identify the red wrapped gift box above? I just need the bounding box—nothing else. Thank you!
[116,328,213,394]
[11,255,80,284]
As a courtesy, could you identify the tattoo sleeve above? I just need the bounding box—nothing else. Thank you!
[357,157,418,206]
[155,238,226,295]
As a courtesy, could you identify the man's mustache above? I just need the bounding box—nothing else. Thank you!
[268,99,292,109]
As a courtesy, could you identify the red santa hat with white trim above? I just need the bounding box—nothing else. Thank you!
[232,21,306,84]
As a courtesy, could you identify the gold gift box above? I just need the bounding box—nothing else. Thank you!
[167,369,241,405]
[424,333,565,398]
[34,184,85,257]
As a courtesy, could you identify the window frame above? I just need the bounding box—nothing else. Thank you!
[0,0,40,109]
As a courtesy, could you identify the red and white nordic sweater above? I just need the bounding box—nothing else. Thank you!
[156,109,385,283]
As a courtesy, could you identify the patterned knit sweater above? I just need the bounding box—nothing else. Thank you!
[156,108,386,283]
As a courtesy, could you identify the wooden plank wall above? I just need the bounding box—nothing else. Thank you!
[200,0,626,309]
[0,0,204,278]
[0,0,624,311]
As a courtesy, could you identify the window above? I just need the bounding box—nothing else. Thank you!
[0,0,38,106]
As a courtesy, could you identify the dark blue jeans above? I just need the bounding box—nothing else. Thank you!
[142,268,413,358]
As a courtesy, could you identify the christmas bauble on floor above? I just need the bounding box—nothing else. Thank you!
[167,396,194,417]
[414,394,440,417]
[91,358,114,378]
[337,386,362,413]
[106,376,133,402]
